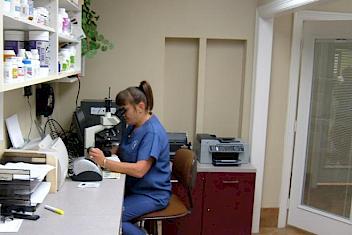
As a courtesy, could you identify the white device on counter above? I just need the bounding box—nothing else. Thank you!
[72,157,103,182]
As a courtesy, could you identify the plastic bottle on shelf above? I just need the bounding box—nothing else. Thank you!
[3,50,16,61]
[29,31,50,77]
[34,7,49,26]
[8,57,19,81]
[68,45,76,69]
[4,0,11,13]
[28,0,34,20]
[4,30,25,55]
[17,49,26,58]
[4,61,13,83]
[30,49,40,78]
[20,0,29,19]
[60,48,71,70]
[11,0,21,17]
[58,8,65,34]
[23,59,33,79]
[16,57,25,80]
[61,9,70,35]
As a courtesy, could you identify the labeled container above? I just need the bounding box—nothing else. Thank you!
[3,50,16,61]
[31,49,40,77]
[10,0,21,17]
[4,61,13,82]
[28,31,50,77]
[4,0,11,13]
[4,30,26,55]
[23,59,33,79]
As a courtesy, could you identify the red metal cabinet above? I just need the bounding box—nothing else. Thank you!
[202,172,255,235]
[163,172,255,235]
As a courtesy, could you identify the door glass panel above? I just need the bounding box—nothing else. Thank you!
[303,39,352,219]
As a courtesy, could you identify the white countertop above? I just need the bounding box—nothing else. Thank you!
[2,176,125,235]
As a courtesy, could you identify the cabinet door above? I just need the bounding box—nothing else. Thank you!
[202,173,255,235]
[162,173,205,235]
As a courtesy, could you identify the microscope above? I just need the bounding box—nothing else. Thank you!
[84,88,124,157]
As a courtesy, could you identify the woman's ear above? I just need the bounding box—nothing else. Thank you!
[137,102,146,112]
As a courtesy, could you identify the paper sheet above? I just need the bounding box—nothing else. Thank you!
[31,182,51,204]
[77,182,100,188]
[0,219,23,232]
[103,155,121,179]
[5,114,25,148]
[4,162,55,180]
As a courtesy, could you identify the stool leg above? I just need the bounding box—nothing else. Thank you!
[157,220,162,235]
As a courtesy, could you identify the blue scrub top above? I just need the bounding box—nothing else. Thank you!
[119,115,171,206]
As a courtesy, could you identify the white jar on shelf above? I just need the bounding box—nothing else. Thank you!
[23,59,33,79]
[11,0,21,17]
[4,61,14,82]
[30,49,40,78]
[20,0,29,19]
[4,0,11,13]
[4,30,25,55]
[29,31,50,77]
[16,57,25,80]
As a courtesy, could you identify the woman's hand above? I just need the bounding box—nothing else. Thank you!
[88,147,106,167]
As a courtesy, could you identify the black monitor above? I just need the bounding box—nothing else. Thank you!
[73,109,86,144]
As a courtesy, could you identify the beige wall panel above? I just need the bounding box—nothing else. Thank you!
[203,39,245,137]
[163,38,198,143]
[3,86,62,149]
[4,90,36,148]
[262,14,293,208]
[54,0,256,136]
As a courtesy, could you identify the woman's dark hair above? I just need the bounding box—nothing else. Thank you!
[116,80,154,112]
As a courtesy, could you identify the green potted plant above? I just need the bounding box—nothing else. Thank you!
[81,0,113,58]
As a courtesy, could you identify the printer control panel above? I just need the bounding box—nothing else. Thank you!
[209,144,244,153]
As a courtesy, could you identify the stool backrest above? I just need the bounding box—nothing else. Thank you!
[172,149,197,210]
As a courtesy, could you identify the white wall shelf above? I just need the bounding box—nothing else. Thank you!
[55,74,79,83]
[59,34,80,43]
[59,0,80,12]
[2,71,80,92]
[0,0,82,92]
[3,13,55,32]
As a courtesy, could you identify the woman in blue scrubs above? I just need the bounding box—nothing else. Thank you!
[88,81,171,235]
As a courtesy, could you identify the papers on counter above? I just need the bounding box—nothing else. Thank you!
[1,162,55,180]
[0,219,23,233]
[31,182,51,204]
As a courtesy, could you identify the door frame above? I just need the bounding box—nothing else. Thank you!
[253,1,331,232]
[278,10,352,228]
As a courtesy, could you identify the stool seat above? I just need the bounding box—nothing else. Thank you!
[136,149,197,235]
[140,194,189,220]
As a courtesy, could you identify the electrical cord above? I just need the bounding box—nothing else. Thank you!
[26,96,33,141]
[75,75,81,109]
[44,117,66,140]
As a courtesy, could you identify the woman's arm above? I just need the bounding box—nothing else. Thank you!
[88,147,154,178]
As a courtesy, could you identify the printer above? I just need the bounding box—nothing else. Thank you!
[195,134,250,166]
[167,132,190,160]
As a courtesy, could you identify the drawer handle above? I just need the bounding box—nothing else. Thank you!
[222,180,239,184]
[171,179,179,183]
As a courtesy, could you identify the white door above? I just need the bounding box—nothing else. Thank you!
[288,20,352,234]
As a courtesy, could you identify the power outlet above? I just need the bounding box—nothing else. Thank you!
[24,86,32,97]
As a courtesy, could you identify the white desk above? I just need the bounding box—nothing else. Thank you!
[2,176,125,235]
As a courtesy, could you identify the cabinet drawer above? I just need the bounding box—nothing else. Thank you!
[202,172,255,235]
